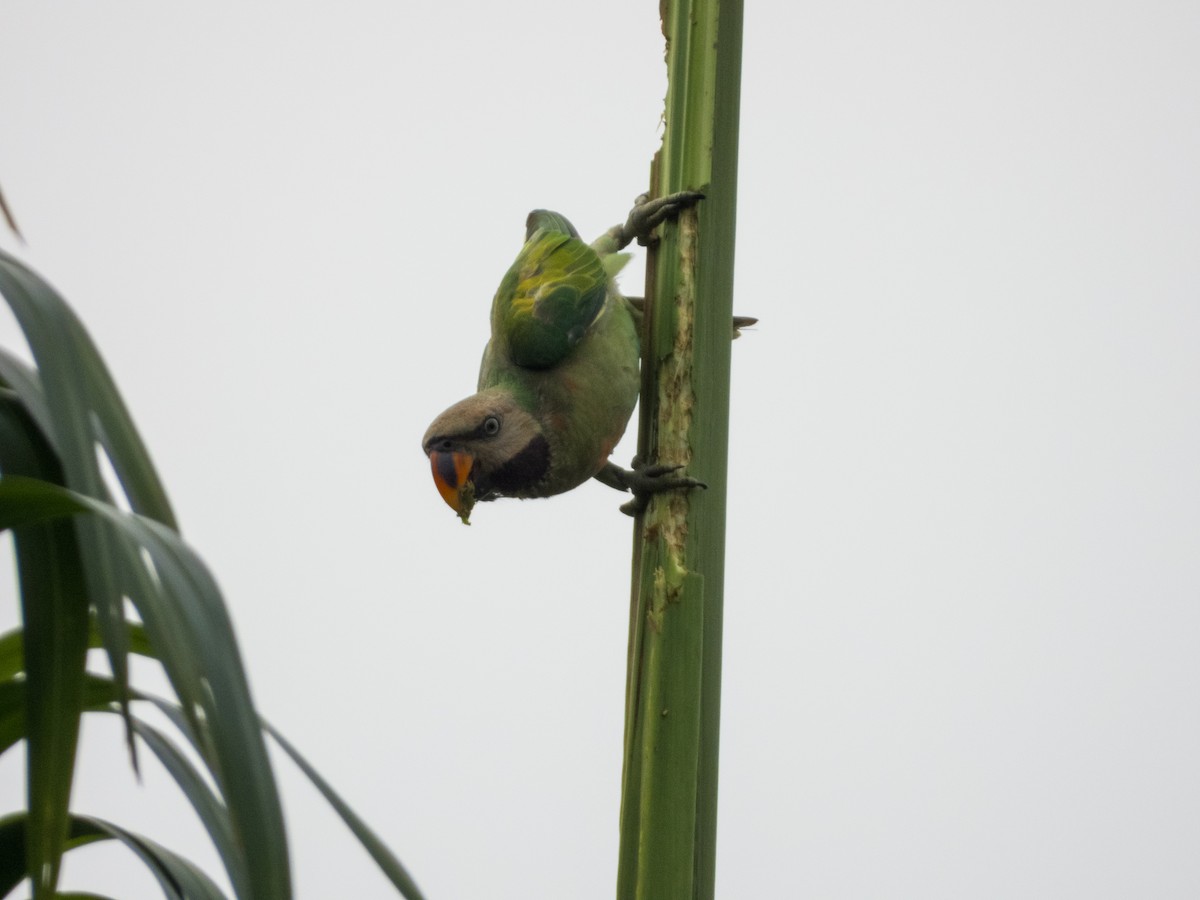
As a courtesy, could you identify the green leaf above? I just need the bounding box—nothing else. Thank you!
[0,350,54,442]
[265,722,428,900]
[0,393,90,898]
[4,610,429,900]
[0,256,137,748]
[0,679,26,757]
[0,664,245,894]
[0,472,90,528]
[0,674,123,759]
[0,476,291,898]
[0,616,152,700]
[125,518,289,897]
[129,715,245,897]
[0,813,107,896]
[0,623,24,682]
[0,250,176,529]
[19,585,91,898]
[0,242,426,898]
[0,812,229,900]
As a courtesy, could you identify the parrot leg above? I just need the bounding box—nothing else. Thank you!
[594,459,707,516]
[598,191,707,252]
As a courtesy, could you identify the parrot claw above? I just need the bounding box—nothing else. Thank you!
[614,190,706,250]
[595,460,707,516]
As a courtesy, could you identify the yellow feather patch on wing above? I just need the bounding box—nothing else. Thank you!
[495,228,609,370]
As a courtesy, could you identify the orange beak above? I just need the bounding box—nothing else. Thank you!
[429,449,476,522]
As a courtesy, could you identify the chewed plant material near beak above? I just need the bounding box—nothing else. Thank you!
[454,480,477,524]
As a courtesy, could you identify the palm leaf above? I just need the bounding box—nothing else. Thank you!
[265,722,428,900]
[0,474,291,898]
[0,812,229,900]
[0,388,90,897]
[1,205,422,898]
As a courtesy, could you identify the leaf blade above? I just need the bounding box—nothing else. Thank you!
[265,721,428,900]
[0,476,291,898]
[0,811,231,900]
[0,392,90,899]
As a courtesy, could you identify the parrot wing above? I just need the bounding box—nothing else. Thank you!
[491,211,609,370]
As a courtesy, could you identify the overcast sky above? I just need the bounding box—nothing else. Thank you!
[2,2,1199,898]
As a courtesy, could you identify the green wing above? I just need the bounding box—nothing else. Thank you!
[491,211,608,370]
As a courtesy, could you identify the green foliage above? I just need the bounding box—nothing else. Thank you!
[0,248,425,898]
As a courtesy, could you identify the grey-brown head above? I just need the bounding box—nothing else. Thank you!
[421,387,550,523]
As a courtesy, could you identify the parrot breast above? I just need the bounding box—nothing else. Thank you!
[481,295,640,498]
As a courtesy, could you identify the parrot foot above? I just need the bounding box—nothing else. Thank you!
[595,459,707,517]
[613,191,706,250]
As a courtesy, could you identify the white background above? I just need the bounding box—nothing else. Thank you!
[2,2,1199,897]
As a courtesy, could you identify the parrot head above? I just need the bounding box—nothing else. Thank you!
[422,388,550,524]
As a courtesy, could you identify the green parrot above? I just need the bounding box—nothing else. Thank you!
[422,193,711,523]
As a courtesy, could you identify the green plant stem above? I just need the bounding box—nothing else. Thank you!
[617,1,743,898]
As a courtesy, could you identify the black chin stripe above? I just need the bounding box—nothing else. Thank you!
[482,434,551,496]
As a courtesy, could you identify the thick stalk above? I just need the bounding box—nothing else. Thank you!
[617,1,743,898]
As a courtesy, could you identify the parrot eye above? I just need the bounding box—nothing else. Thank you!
[483,416,501,436]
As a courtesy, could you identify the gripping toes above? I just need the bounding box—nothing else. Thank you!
[617,190,706,249]
[599,460,707,517]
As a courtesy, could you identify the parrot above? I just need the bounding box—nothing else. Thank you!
[421,192,714,524]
